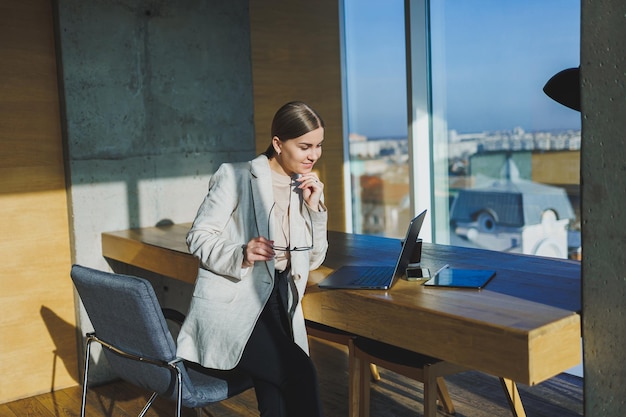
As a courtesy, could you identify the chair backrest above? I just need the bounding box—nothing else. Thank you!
[71,265,193,400]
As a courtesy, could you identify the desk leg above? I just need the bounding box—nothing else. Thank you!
[348,339,360,417]
[499,377,527,417]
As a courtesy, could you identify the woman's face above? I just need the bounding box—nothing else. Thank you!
[273,127,324,175]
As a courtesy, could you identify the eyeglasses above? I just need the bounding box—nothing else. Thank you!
[269,203,314,252]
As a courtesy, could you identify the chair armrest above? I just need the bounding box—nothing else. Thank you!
[162,308,186,343]
[162,308,186,326]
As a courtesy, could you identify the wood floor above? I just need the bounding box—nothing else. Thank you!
[0,338,583,417]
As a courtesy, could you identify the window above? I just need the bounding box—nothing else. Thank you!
[424,0,581,258]
[345,0,581,260]
[343,0,408,237]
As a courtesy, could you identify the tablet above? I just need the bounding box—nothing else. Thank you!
[423,268,495,289]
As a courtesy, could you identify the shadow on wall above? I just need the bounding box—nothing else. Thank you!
[40,305,152,407]
[40,303,149,399]
[40,306,80,386]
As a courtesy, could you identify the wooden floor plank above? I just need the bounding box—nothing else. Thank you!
[0,338,582,417]
[5,396,54,417]
[0,403,19,417]
[85,382,137,417]
[35,389,82,417]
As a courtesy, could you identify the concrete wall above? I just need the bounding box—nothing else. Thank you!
[55,0,254,380]
[580,0,626,415]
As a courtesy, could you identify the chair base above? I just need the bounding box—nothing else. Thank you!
[306,321,382,417]
[80,333,184,417]
[349,337,468,417]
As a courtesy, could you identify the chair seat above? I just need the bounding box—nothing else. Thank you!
[354,337,443,369]
[306,320,356,345]
[184,364,252,407]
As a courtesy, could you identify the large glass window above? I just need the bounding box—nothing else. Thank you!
[426,0,581,259]
[345,0,581,260]
[343,0,408,237]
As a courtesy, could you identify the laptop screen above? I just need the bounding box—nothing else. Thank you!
[390,209,427,283]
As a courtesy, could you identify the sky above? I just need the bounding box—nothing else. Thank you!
[344,0,581,138]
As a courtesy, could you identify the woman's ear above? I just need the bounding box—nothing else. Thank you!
[272,136,282,155]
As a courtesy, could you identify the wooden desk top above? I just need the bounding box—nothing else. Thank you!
[102,223,198,284]
[317,232,581,313]
[102,225,581,386]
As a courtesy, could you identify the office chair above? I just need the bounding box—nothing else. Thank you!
[305,320,381,415]
[351,336,468,417]
[70,264,253,417]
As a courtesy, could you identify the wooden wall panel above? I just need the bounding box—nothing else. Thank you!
[249,0,346,231]
[0,0,77,402]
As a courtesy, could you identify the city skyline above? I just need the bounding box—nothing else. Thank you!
[344,0,581,139]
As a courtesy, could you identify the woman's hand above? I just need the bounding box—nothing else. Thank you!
[242,236,275,267]
[297,173,324,211]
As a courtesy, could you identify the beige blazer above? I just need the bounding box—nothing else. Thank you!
[176,155,328,370]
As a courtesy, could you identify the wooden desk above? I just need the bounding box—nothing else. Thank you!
[303,233,581,386]
[102,225,581,413]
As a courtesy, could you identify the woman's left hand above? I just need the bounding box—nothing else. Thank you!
[297,173,324,211]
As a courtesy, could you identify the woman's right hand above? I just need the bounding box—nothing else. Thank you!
[242,236,275,267]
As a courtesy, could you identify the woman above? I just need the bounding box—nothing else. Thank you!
[177,101,329,416]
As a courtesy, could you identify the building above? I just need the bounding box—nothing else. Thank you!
[450,158,575,258]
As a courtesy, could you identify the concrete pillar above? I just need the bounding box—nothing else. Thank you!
[581,0,626,414]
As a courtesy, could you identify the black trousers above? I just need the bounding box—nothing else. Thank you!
[235,269,324,417]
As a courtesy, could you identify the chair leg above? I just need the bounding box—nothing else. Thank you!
[80,337,93,417]
[348,339,360,417]
[422,365,439,417]
[436,376,455,414]
[359,357,371,417]
[369,363,381,382]
[138,393,159,417]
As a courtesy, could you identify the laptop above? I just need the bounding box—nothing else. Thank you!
[318,209,427,290]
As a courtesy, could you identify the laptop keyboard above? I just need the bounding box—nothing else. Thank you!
[351,266,394,286]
